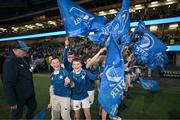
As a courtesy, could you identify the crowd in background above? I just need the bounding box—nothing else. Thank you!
[0,38,102,72]
[0,32,178,73]
[130,8,180,22]
[0,33,179,73]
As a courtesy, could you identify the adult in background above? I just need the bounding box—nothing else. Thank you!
[0,53,5,81]
[3,40,37,119]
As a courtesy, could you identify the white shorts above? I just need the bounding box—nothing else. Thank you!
[125,74,131,84]
[88,90,95,105]
[71,97,90,110]
[135,68,141,74]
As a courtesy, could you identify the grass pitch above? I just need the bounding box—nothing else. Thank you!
[0,73,180,119]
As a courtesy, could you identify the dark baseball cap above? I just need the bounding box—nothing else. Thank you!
[15,40,31,51]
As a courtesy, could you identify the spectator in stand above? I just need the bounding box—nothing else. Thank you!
[47,55,53,72]
[0,54,5,80]
[0,53,5,81]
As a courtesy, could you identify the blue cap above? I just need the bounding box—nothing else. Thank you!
[16,40,31,51]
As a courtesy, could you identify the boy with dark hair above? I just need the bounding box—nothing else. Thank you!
[48,56,72,120]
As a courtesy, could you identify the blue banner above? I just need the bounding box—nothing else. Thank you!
[98,36,125,117]
[88,0,130,44]
[133,21,168,69]
[148,52,169,69]
[57,0,108,37]
[139,77,160,91]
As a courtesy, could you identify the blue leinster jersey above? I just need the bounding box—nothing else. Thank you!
[69,69,97,100]
[51,68,71,97]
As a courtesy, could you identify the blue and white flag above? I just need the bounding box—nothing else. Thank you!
[88,0,130,44]
[149,52,169,69]
[134,21,166,52]
[134,20,146,35]
[98,36,125,117]
[57,0,108,37]
[139,77,160,91]
[133,21,168,69]
[155,52,168,69]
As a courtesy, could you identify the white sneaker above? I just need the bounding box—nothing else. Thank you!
[109,116,122,120]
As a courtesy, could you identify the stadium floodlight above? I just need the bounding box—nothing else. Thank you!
[169,24,178,29]
[150,25,158,31]
[0,17,180,42]
[109,9,118,14]
[151,1,158,4]
[99,11,107,16]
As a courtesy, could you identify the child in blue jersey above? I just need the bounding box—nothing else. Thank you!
[48,56,72,120]
[69,57,98,120]
[83,48,107,105]
[83,57,97,105]
[63,37,75,73]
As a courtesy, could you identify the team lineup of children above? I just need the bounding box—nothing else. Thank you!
[48,38,139,120]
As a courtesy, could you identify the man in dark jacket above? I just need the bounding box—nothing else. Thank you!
[3,40,37,119]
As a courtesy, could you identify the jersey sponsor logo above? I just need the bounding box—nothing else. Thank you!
[81,75,85,80]
[59,75,63,79]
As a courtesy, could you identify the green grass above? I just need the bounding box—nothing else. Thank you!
[0,74,180,119]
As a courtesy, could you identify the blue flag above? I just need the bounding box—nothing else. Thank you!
[148,52,169,69]
[88,0,130,44]
[134,20,146,35]
[155,52,168,69]
[32,108,48,120]
[139,77,160,91]
[133,21,168,69]
[98,36,125,117]
[57,0,108,37]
